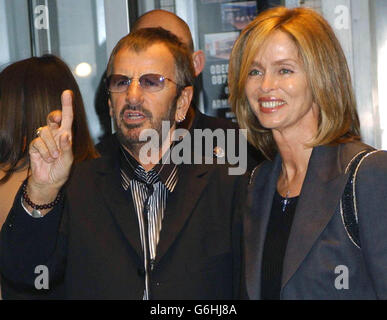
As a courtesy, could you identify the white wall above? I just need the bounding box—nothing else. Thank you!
[0,0,31,70]
[55,0,109,141]
[0,0,10,68]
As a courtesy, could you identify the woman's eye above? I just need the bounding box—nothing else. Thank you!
[279,68,293,75]
[248,69,262,76]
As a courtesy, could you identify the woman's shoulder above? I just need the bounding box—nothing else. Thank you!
[336,140,377,169]
[357,148,387,175]
[342,141,387,178]
[339,140,374,156]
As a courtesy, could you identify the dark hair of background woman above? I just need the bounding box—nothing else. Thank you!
[0,54,99,184]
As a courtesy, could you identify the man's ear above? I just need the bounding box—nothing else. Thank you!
[192,50,206,76]
[108,96,113,117]
[175,86,193,122]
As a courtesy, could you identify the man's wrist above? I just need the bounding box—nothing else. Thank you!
[26,179,61,204]
[22,180,62,216]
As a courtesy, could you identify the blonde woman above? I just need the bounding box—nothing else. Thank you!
[229,7,387,299]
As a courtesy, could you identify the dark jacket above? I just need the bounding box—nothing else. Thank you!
[0,137,245,299]
[244,141,387,299]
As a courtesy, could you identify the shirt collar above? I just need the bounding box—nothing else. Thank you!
[119,144,178,192]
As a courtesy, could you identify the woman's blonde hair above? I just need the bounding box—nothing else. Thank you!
[229,6,360,160]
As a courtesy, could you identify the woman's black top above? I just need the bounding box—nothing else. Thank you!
[261,190,299,300]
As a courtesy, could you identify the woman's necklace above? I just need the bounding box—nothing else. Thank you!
[281,190,290,212]
[280,170,291,212]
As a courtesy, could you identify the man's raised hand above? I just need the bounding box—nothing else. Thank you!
[28,90,74,203]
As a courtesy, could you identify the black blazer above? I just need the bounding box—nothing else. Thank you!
[1,140,245,299]
[244,141,387,299]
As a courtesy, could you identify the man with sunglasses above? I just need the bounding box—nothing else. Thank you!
[97,9,263,170]
[1,27,243,300]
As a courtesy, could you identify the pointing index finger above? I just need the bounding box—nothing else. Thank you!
[60,90,74,132]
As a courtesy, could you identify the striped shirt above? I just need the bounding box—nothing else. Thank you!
[119,146,178,300]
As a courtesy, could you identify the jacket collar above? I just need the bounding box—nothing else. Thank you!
[155,163,210,265]
[94,137,144,261]
[280,144,348,290]
[244,154,281,300]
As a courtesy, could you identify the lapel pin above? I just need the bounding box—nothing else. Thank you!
[213,146,225,158]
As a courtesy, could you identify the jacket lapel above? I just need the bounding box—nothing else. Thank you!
[280,145,349,291]
[95,149,143,262]
[155,163,210,265]
[244,156,282,299]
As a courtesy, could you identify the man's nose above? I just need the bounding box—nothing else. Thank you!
[125,79,144,106]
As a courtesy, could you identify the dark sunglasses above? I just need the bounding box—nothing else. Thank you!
[106,73,179,93]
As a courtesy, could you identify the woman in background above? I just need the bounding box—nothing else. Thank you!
[229,7,387,299]
[0,54,98,298]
